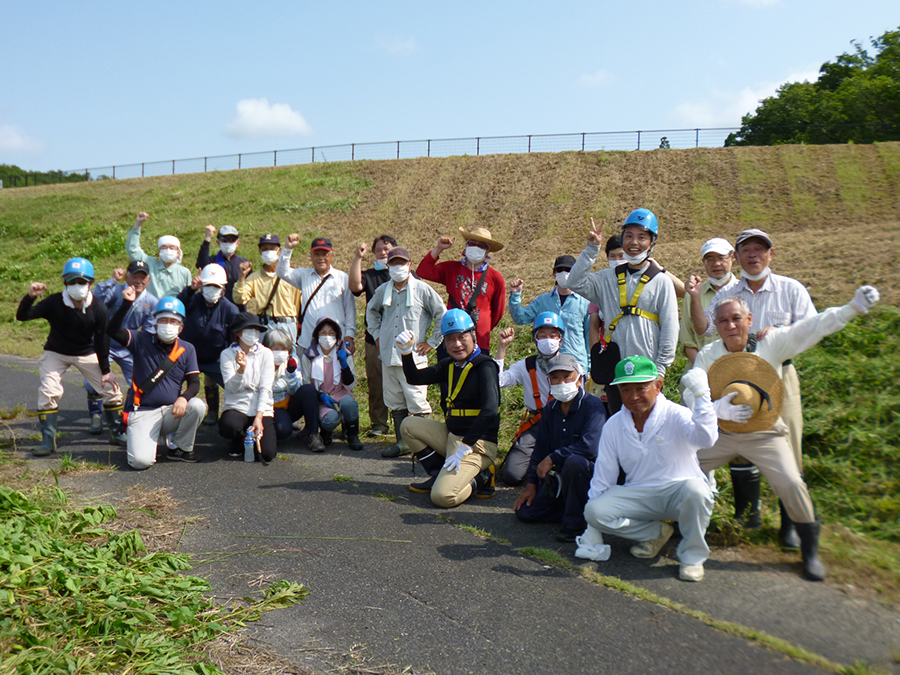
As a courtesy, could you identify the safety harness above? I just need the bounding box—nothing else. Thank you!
[604,262,663,340]
[132,339,186,410]
[445,353,493,417]
[515,355,553,438]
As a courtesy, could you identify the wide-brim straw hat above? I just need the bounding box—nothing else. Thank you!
[708,352,784,433]
[458,226,504,252]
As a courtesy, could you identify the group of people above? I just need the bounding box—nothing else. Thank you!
[17,208,880,584]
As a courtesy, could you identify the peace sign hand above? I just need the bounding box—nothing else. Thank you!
[587,217,605,247]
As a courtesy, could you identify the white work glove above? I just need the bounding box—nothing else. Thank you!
[713,391,753,423]
[850,285,879,314]
[443,443,473,474]
[394,329,416,355]
[680,369,710,399]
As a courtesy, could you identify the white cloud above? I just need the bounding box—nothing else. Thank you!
[0,123,41,153]
[673,70,820,127]
[376,36,418,58]
[579,70,613,89]
[225,98,313,139]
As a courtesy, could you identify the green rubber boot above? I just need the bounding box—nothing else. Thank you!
[34,409,59,457]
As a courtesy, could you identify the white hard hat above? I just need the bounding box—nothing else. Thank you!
[200,263,227,287]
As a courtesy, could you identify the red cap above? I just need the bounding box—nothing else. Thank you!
[310,237,333,252]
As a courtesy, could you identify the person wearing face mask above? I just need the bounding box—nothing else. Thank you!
[508,255,591,377]
[197,225,249,307]
[350,234,400,438]
[107,294,206,468]
[125,211,192,299]
[513,354,606,543]
[262,328,306,440]
[82,260,158,437]
[687,228,817,550]
[219,313,277,464]
[177,263,239,426]
[492,312,565,486]
[295,318,362,452]
[365,247,446,458]
[564,210,679,415]
[17,257,125,456]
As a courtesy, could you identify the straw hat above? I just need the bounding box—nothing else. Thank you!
[708,352,784,433]
[458,226,504,252]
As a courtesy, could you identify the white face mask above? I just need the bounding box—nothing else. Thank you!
[260,250,279,265]
[159,248,179,264]
[272,350,289,366]
[536,338,560,357]
[708,273,731,287]
[608,259,624,270]
[373,258,388,271]
[241,328,260,347]
[622,249,650,266]
[219,242,238,256]
[156,323,180,343]
[465,246,487,264]
[550,380,580,402]
[318,334,337,351]
[741,266,771,282]
[389,264,410,283]
[555,271,570,287]
[66,283,90,302]
[202,286,224,304]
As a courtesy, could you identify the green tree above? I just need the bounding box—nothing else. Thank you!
[0,164,89,188]
[726,26,900,146]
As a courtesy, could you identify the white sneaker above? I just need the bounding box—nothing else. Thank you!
[679,563,705,582]
[574,535,611,562]
[630,522,675,559]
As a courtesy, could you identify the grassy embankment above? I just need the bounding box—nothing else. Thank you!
[1,144,899,601]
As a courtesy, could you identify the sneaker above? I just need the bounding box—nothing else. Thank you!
[474,465,496,499]
[630,522,675,559]
[574,536,611,562]
[679,563,705,582]
[308,434,326,453]
[168,447,200,463]
[556,526,582,544]
[409,475,437,493]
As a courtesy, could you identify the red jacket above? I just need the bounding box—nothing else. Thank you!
[417,254,505,351]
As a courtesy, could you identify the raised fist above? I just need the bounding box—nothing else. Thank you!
[122,285,137,302]
[435,236,453,252]
[190,275,202,291]
[135,212,150,228]
[112,268,126,282]
[850,285,880,314]
[356,242,368,258]
[28,282,47,298]
[498,327,515,348]
[204,224,217,242]
[509,278,524,294]
[285,233,301,250]
[685,275,703,299]
[239,260,253,278]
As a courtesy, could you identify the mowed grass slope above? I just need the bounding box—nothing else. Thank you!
[2,143,900,598]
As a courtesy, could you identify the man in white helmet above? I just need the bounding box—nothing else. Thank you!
[126,211,192,299]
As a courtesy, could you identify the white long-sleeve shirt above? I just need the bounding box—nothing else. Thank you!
[588,393,718,500]
[276,251,356,350]
[494,356,551,413]
[220,343,275,417]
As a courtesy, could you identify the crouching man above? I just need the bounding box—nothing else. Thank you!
[513,354,606,542]
[575,356,718,583]
[108,291,207,469]
[395,309,499,507]
[692,286,880,581]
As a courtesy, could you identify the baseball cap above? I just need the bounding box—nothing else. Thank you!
[701,238,734,258]
[735,229,773,249]
[126,260,151,275]
[258,233,281,246]
[387,246,411,263]
[546,353,583,376]
[310,237,333,252]
[610,356,659,385]
[218,225,239,239]
[553,255,576,271]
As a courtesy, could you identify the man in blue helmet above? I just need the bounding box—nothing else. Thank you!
[17,257,125,456]
[564,210,679,414]
[493,311,565,485]
[395,308,500,507]
[108,290,206,469]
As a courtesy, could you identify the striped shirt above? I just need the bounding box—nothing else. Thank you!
[701,272,816,337]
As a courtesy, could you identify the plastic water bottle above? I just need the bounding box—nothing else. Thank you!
[243,428,255,462]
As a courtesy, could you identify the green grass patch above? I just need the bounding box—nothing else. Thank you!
[517,546,570,568]
[333,474,354,483]
[832,147,872,218]
[779,146,820,220]
[690,182,717,226]
[57,452,116,474]
[735,151,773,223]
[456,524,511,545]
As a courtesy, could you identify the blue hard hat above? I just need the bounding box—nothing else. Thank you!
[154,296,186,321]
[532,311,565,337]
[62,257,95,282]
[440,309,475,336]
[622,208,659,241]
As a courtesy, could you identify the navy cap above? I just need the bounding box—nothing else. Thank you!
[258,234,281,246]
[127,260,151,275]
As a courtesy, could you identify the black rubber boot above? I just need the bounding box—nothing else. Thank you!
[410,447,442,493]
[344,419,363,451]
[203,387,219,426]
[471,464,496,499]
[382,410,409,458]
[779,500,801,550]
[34,409,59,456]
[321,429,333,446]
[103,404,128,446]
[795,521,826,581]
[87,393,104,435]
[731,464,762,529]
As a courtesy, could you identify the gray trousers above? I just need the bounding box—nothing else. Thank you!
[499,427,537,486]
[127,398,207,470]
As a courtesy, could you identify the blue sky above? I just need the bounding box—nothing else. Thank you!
[1,1,897,171]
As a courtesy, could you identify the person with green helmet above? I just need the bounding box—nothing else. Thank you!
[394,308,500,506]
[17,257,125,455]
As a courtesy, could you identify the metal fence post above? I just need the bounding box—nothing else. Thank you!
[637,131,641,151]
[351,144,355,161]
[113,166,116,179]
[312,147,315,163]
[528,135,532,152]
[695,129,699,147]
[172,160,175,175]
[238,154,241,169]
[396,141,400,159]
[581,133,585,151]
[476,137,480,155]
[205,157,208,172]
[142,163,145,178]
[427,140,431,157]
[274,150,277,167]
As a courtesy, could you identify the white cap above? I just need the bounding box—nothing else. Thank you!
[200,263,227,287]
[218,225,239,238]
[701,238,734,258]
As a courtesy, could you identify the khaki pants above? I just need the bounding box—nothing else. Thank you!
[382,363,431,415]
[401,416,496,508]
[697,420,815,523]
[38,351,123,411]
[127,399,207,470]
[365,340,390,432]
[782,363,803,472]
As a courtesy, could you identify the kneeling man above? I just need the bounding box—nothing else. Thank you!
[513,354,606,542]
[576,356,718,582]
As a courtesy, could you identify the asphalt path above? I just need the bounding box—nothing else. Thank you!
[1,354,898,674]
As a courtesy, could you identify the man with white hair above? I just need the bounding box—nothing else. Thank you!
[126,211,192,299]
